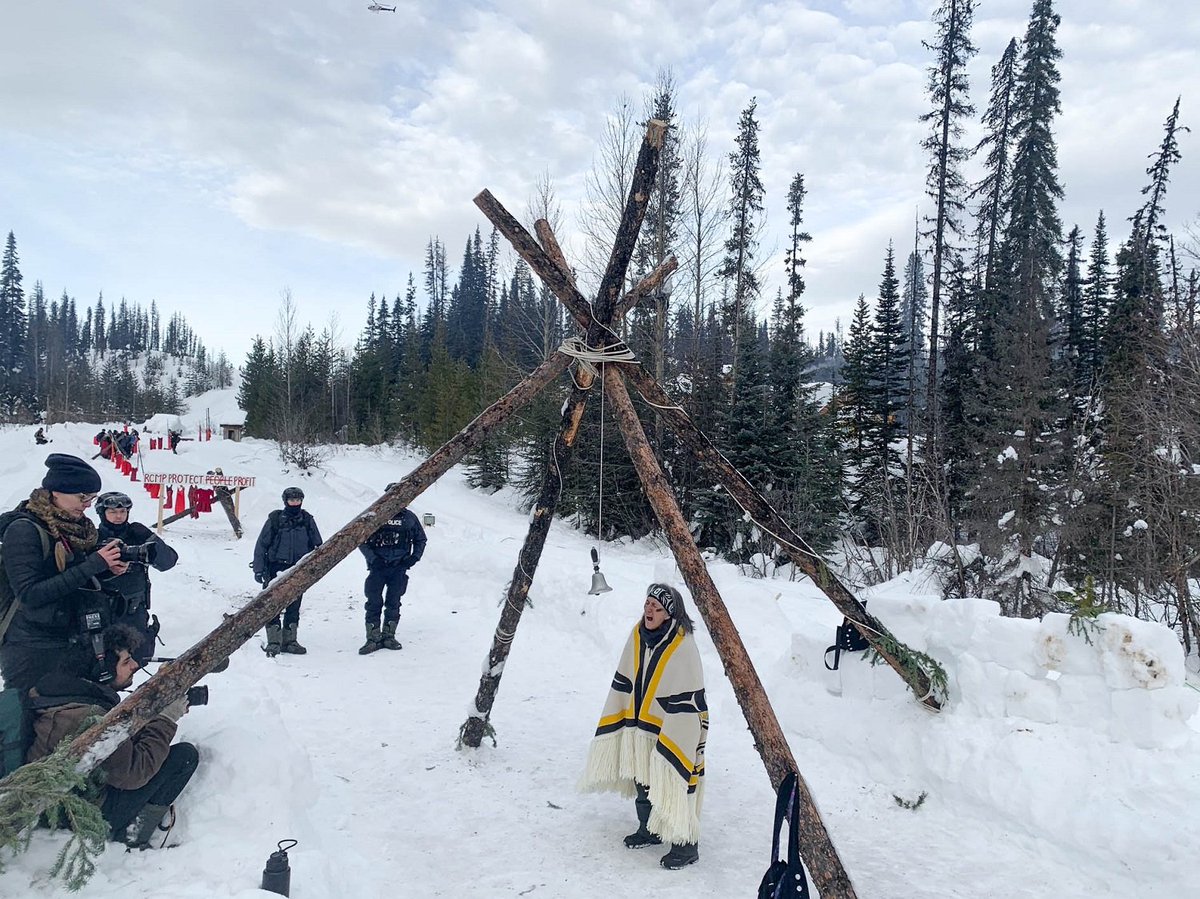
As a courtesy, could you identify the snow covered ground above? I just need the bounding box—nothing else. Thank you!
[4,394,1200,898]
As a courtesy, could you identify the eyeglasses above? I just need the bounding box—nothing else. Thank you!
[77,493,99,505]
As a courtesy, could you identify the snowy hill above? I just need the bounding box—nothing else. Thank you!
[3,407,1199,898]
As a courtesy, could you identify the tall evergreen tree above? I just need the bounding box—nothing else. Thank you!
[1079,211,1110,389]
[976,0,1066,612]
[838,295,876,526]
[0,231,27,414]
[920,0,977,434]
[720,98,764,390]
[972,37,1020,290]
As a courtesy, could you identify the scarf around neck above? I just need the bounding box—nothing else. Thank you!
[25,488,99,556]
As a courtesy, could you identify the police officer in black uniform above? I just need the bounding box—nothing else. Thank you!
[95,492,179,665]
[358,486,427,654]
[253,487,322,657]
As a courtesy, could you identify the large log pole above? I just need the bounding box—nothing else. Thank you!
[458,262,680,749]
[476,203,942,710]
[38,351,572,778]
[458,367,594,747]
[619,365,942,709]
[601,364,858,899]
[459,121,670,747]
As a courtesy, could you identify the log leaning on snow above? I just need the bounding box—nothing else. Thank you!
[460,121,670,748]
[213,486,245,538]
[601,363,858,899]
[56,350,573,777]
[474,188,942,711]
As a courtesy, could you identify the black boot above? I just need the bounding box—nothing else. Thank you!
[623,783,662,849]
[380,619,402,651]
[281,624,307,654]
[263,623,282,657]
[123,803,171,850]
[660,842,699,870]
[358,623,381,655]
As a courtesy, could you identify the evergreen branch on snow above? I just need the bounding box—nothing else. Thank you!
[0,723,110,891]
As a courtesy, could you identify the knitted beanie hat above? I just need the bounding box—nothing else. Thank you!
[42,453,102,494]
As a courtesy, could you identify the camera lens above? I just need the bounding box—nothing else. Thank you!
[186,685,209,707]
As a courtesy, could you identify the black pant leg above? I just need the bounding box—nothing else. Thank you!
[281,596,303,627]
[382,569,409,622]
[364,568,386,623]
[101,742,200,837]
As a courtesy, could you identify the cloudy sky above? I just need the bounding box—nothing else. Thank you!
[2,1,1196,363]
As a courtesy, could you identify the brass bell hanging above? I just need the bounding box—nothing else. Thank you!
[588,546,612,595]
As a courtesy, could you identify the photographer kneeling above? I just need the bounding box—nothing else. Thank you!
[95,492,179,665]
[26,623,198,849]
[0,454,130,693]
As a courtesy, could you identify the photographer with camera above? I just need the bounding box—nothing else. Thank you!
[95,492,179,665]
[253,486,322,657]
[0,454,131,693]
[25,623,200,850]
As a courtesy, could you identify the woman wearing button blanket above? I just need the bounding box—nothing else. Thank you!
[580,582,708,870]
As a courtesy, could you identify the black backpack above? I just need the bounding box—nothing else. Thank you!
[0,517,53,644]
[823,603,871,672]
[758,770,811,899]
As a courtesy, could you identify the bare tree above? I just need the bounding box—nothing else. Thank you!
[577,96,638,292]
[527,170,568,361]
[678,115,727,387]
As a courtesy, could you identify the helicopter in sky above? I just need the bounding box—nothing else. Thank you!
[367,3,397,10]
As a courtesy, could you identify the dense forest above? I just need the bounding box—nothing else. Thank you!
[0,231,233,423]
[228,0,1197,645]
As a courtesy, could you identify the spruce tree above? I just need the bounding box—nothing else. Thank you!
[973,0,1066,613]
[839,295,876,529]
[0,232,27,414]
[720,98,764,391]
[920,0,977,429]
[972,37,1020,290]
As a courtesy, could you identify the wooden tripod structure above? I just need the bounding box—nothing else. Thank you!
[1,120,950,899]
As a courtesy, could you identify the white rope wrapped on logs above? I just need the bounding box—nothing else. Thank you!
[559,335,639,382]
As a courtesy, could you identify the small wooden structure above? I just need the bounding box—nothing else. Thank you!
[220,423,245,441]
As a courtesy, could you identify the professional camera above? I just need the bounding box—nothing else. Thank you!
[117,542,154,564]
[186,685,209,707]
[100,537,155,565]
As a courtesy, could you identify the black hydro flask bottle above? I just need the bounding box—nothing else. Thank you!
[261,839,298,896]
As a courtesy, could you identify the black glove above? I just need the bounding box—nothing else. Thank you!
[254,572,267,585]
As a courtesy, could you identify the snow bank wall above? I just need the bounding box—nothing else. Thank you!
[806,595,1196,749]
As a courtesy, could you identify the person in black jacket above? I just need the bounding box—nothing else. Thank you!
[0,454,129,692]
[95,491,179,665]
[253,486,322,657]
[357,486,427,654]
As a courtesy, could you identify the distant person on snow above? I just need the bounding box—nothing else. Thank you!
[95,492,179,665]
[34,427,49,445]
[357,486,427,655]
[253,487,322,657]
[114,431,135,459]
[0,454,130,693]
[579,583,707,870]
[168,431,181,454]
[93,433,114,461]
[25,623,198,850]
